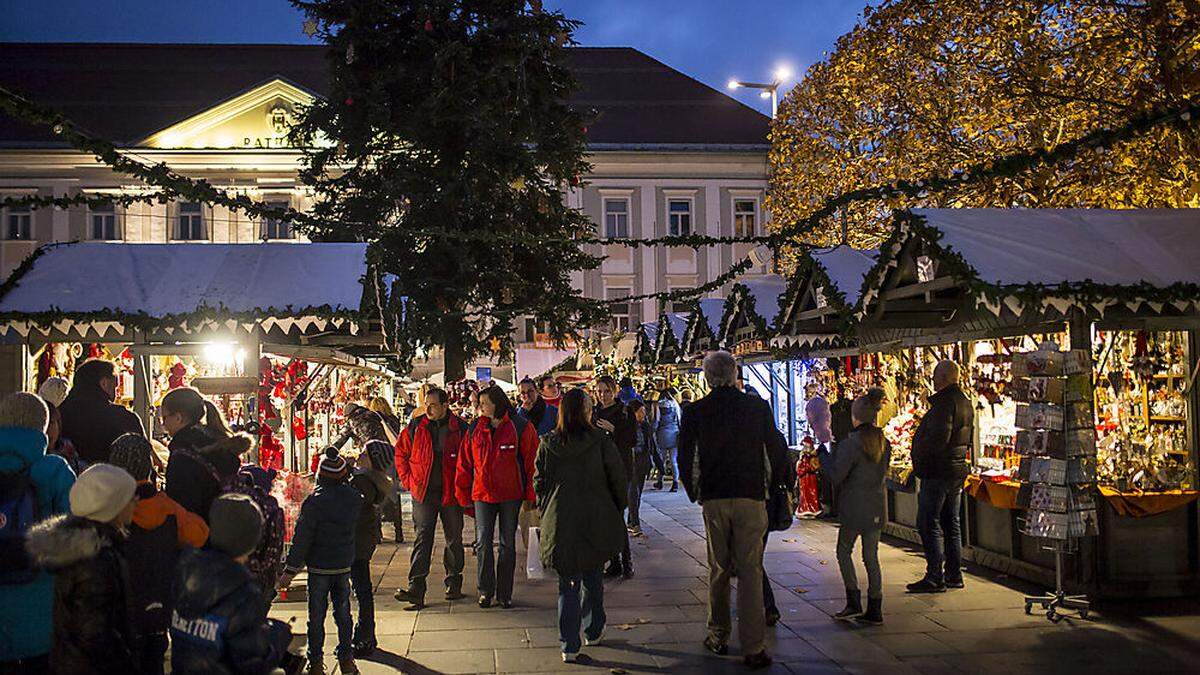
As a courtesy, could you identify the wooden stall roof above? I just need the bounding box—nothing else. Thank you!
[773,245,876,353]
[718,275,788,353]
[0,242,400,348]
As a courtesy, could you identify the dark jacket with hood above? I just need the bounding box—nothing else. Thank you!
[350,465,390,561]
[911,384,974,481]
[0,426,75,662]
[25,515,138,674]
[58,383,144,464]
[165,430,240,522]
[593,401,636,475]
[283,477,363,576]
[677,386,790,503]
[169,548,291,675]
[533,428,628,577]
[830,424,893,531]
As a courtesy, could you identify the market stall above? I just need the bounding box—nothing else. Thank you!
[0,242,401,476]
[679,297,726,360]
[842,208,1200,598]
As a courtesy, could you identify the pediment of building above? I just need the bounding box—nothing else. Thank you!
[141,78,319,149]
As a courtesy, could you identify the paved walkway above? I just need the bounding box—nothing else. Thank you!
[272,486,1200,674]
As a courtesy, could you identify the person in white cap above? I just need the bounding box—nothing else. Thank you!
[26,463,139,674]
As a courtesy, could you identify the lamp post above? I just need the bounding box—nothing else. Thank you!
[727,66,792,118]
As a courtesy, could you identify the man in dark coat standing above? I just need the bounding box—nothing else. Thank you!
[678,351,786,671]
[907,360,974,594]
[59,358,144,464]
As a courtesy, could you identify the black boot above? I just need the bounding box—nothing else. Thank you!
[858,596,883,625]
[833,590,862,621]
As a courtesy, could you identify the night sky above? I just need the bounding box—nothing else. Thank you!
[1,0,872,115]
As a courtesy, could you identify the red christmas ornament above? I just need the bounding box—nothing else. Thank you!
[168,361,188,390]
[424,19,434,32]
[345,97,354,106]
[569,175,580,186]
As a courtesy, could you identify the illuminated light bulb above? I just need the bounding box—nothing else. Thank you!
[727,79,741,90]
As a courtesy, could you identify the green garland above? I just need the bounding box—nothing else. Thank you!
[4,85,1195,251]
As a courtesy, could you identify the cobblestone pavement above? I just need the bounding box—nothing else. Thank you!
[272,486,1200,674]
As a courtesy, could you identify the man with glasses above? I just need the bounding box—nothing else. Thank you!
[516,378,557,437]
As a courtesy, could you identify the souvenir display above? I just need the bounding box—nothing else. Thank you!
[1092,330,1194,491]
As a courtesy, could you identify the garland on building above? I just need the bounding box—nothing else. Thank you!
[2,84,1197,255]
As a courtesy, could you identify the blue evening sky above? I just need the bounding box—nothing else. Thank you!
[1,0,872,115]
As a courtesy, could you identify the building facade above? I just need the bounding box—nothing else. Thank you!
[0,43,770,380]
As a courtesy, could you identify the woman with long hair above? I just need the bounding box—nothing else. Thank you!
[454,386,539,609]
[533,388,627,663]
[160,387,241,521]
[830,388,890,625]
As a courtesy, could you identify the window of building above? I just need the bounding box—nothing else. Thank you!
[603,198,629,239]
[260,200,294,240]
[4,206,32,240]
[176,202,205,241]
[89,202,119,240]
[734,199,758,238]
[668,199,692,236]
[607,287,635,334]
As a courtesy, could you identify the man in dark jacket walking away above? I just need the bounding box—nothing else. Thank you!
[393,388,467,610]
[593,375,636,578]
[279,449,364,675]
[907,360,974,594]
[678,351,785,670]
[25,463,140,675]
[169,494,293,675]
[58,358,144,464]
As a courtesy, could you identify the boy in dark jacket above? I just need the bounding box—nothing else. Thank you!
[170,493,293,675]
[25,463,140,675]
[109,434,208,675]
[279,449,364,675]
[349,442,391,656]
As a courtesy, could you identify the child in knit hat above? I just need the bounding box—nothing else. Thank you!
[109,433,209,675]
[169,493,294,674]
[279,448,364,675]
[25,463,140,674]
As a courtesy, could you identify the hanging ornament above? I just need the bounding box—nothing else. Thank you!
[344,97,354,106]
[345,43,356,64]
[508,176,526,191]
[490,336,502,354]
[302,18,319,37]
[568,175,580,187]
[501,287,514,304]
[424,19,434,32]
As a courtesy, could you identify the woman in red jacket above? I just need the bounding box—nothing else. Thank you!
[455,386,538,609]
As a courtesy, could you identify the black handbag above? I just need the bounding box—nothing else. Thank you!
[767,482,795,532]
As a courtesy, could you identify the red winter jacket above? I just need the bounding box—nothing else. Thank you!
[454,413,538,506]
[395,413,466,506]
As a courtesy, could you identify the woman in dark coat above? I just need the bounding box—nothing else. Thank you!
[829,388,890,625]
[161,388,238,520]
[533,388,627,663]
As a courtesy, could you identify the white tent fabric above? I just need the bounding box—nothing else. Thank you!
[698,298,724,338]
[663,312,689,340]
[0,242,370,317]
[912,208,1200,288]
[811,246,878,306]
[742,275,788,328]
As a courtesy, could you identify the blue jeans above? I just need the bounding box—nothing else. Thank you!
[558,569,606,654]
[474,500,521,602]
[306,572,353,660]
[917,478,963,584]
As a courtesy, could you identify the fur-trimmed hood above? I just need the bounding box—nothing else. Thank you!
[26,514,121,571]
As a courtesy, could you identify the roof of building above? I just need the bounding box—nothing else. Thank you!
[909,208,1200,289]
[0,43,769,148]
[0,242,370,321]
[810,245,878,307]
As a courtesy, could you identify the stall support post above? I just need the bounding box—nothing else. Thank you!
[131,333,153,437]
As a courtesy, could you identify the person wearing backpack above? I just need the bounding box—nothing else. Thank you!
[108,433,209,675]
[454,386,538,609]
[161,388,236,521]
[278,449,363,675]
[0,392,76,672]
[25,463,140,674]
[232,464,286,609]
[170,494,294,675]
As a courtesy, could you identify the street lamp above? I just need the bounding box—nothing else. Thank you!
[727,66,793,118]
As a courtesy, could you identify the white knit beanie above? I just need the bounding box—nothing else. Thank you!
[38,377,70,408]
[70,464,137,523]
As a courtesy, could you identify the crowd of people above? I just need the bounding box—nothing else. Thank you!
[1,350,975,673]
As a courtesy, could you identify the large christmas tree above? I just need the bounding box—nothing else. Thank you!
[290,0,608,379]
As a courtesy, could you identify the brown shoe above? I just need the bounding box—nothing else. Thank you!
[338,655,359,674]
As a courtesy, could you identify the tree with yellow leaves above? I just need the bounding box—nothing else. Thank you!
[768,0,1200,253]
